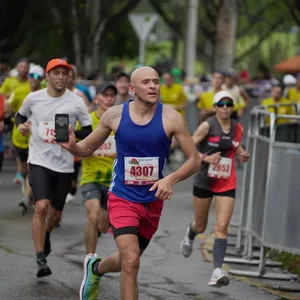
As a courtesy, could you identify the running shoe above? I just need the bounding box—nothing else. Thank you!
[13,172,23,184]
[37,259,52,278]
[18,197,28,215]
[80,254,101,300]
[65,193,75,204]
[180,226,194,258]
[208,268,230,287]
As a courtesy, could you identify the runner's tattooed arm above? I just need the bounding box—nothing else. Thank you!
[59,105,122,157]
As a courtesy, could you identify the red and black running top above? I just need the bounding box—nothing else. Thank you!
[193,115,243,193]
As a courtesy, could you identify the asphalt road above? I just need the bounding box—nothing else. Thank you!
[0,158,285,300]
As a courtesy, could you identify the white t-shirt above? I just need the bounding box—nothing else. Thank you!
[19,88,92,173]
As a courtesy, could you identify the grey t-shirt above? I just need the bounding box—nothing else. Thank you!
[19,88,92,173]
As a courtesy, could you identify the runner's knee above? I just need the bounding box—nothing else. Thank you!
[87,211,100,226]
[193,220,207,233]
[122,251,140,275]
[214,221,229,235]
[34,201,49,217]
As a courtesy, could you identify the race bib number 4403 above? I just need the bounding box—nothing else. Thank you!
[93,136,116,157]
[38,121,55,143]
[208,157,232,179]
[124,157,159,185]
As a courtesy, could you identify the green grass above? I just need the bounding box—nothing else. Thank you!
[271,251,300,276]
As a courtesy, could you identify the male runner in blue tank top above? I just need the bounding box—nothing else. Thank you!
[58,66,201,300]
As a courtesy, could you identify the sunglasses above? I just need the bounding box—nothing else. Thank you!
[216,100,234,108]
[29,73,43,80]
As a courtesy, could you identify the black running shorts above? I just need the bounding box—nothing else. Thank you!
[193,187,236,199]
[28,163,72,211]
[14,146,29,162]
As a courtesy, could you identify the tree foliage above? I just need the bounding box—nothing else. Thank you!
[0,0,299,73]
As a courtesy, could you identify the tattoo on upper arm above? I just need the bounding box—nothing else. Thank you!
[100,106,122,127]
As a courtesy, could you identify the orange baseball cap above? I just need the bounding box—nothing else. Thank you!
[46,58,72,73]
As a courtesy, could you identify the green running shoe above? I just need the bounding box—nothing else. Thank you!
[79,254,101,300]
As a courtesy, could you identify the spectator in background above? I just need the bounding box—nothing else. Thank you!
[161,71,187,163]
[115,72,131,105]
[197,71,224,122]
[0,58,30,98]
[160,72,187,116]
[287,74,300,102]
[222,69,250,120]
[0,96,4,172]
[74,68,93,104]
[183,76,203,103]
[0,61,10,86]
[67,65,93,112]
[261,85,294,124]
[87,72,102,99]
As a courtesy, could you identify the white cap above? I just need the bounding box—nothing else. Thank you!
[29,65,44,78]
[213,91,235,105]
[283,74,296,86]
[9,68,18,77]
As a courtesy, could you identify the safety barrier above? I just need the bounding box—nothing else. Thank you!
[228,105,300,279]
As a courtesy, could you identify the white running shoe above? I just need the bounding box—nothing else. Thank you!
[65,193,75,204]
[180,226,194,258]
[208,268,230,287]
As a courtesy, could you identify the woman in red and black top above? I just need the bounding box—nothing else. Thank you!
[180,91,250,288]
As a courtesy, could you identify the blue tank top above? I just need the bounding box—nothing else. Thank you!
[110,100,171,203]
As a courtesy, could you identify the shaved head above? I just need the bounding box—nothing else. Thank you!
[129,66,160,106]
[130,66,159,84]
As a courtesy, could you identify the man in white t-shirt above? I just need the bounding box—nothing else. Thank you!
[16,58,92,278]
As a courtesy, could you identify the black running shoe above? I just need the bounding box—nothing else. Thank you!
[36,259,52,278]
[44,235,51,258]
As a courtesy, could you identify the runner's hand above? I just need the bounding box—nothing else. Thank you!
[205,152,221,164]
[18,121,31,136]
[238,151,250,163]
[56,125,76,150]
[149,177,172,201]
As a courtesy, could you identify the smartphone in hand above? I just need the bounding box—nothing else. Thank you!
[55,114,69,143]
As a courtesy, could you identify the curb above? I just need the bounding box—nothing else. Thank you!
[200,233,300,300]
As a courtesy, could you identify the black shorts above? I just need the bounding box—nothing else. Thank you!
[72,160,81,181]
[14,146,28,162]
[28,163,72,211]
[81,182,108,210]
[193,186,236,198]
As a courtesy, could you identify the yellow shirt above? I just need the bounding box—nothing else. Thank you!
[287,88,300,102]
[197,90,214,110]
[0,77,29,97]
[261,97,295,124]
[10,86,32,148]
[160,83,187,115]
[80,111,115,187]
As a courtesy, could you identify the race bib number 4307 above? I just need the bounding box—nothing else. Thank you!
[124,157,159,185]
[208,157,232,179]
[38,121,55,143]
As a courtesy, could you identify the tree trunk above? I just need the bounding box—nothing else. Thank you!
[214,0,237,70]
[71,0,82,68]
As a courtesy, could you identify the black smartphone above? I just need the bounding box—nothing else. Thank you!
[55,114,69,143]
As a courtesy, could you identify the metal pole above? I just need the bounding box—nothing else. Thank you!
[139,39,146,65]
[184,0,198,76]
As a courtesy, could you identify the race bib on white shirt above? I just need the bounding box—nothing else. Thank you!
[208,157,232,179]
[124,157,159,185]
[93,136,116,157]
[38,121,55,143]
